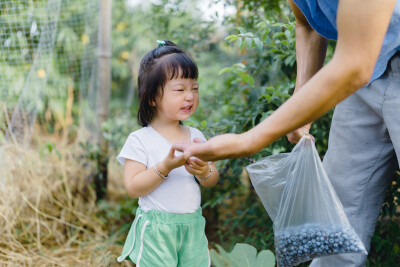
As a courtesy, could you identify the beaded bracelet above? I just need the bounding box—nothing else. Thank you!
[154,164,168,179]
[195,164,212,181]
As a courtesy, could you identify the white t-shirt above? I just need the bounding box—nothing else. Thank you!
[116,126,206,214]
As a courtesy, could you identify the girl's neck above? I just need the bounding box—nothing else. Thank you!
[149,117,180,131]
[149,118,189,144]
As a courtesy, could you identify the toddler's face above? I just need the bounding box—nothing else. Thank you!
[154,77,199,122]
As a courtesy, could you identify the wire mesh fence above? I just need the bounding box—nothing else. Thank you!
[0,0,99,145]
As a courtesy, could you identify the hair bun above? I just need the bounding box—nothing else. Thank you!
[156,39,178,47]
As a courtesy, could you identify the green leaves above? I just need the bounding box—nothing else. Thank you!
[224,19,296,61]
[219,63,254,86]
[211,243,275,267]
[225,28,263,53]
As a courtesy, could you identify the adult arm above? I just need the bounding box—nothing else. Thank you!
[175,0,396,161]
[286,0,328,143]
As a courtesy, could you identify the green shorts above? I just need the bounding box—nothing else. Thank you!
[117,207,210,267]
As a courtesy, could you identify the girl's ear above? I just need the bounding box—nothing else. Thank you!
[151,93,161,107]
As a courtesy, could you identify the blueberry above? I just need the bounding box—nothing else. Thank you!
[275,225,363,267]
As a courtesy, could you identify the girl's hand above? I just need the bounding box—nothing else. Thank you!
[184,157,210,178]
[157,148,187,176]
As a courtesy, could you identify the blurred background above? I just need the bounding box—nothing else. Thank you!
[0,0,399,266]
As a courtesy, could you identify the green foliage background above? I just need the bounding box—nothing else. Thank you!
[2,0,399,265]
[103,1,399,265]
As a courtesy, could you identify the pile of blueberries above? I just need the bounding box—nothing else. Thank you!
[275,224,364,267]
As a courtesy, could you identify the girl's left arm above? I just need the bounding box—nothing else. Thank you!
[200,163,219,188]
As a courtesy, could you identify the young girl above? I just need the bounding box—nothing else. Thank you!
[116,40,219,267]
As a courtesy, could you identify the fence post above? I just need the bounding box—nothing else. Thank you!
[96,0,112,200]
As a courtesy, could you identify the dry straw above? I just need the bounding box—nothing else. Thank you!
[0,140,132,267]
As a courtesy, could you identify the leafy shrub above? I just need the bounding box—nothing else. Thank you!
[211,243,275,267]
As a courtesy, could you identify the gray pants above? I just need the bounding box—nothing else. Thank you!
[310,51,400,267]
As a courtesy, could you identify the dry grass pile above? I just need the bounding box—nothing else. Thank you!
[0,141,131,267]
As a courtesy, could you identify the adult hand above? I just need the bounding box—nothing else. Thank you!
[287,123,312,144]
[174,133,246,162]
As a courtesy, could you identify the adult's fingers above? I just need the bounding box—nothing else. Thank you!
[173,142,190,152]
[192,137,205,144]
[172,142,193,159]
[287,124,311,143]
[287,129,303,143]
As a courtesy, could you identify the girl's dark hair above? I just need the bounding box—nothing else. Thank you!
[137,40,198,126]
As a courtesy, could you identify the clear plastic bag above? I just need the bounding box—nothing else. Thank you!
[246,136,367,267]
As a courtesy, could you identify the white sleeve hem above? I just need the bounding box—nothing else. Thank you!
[116,154,147,167]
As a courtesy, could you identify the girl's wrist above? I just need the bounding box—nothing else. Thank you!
[199,166,210,178]
[156,162,171,177]
[195,164,212,181]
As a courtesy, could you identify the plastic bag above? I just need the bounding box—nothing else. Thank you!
[246,136,367,267]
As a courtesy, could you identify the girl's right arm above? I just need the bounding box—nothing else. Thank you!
[124,148,187,198]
